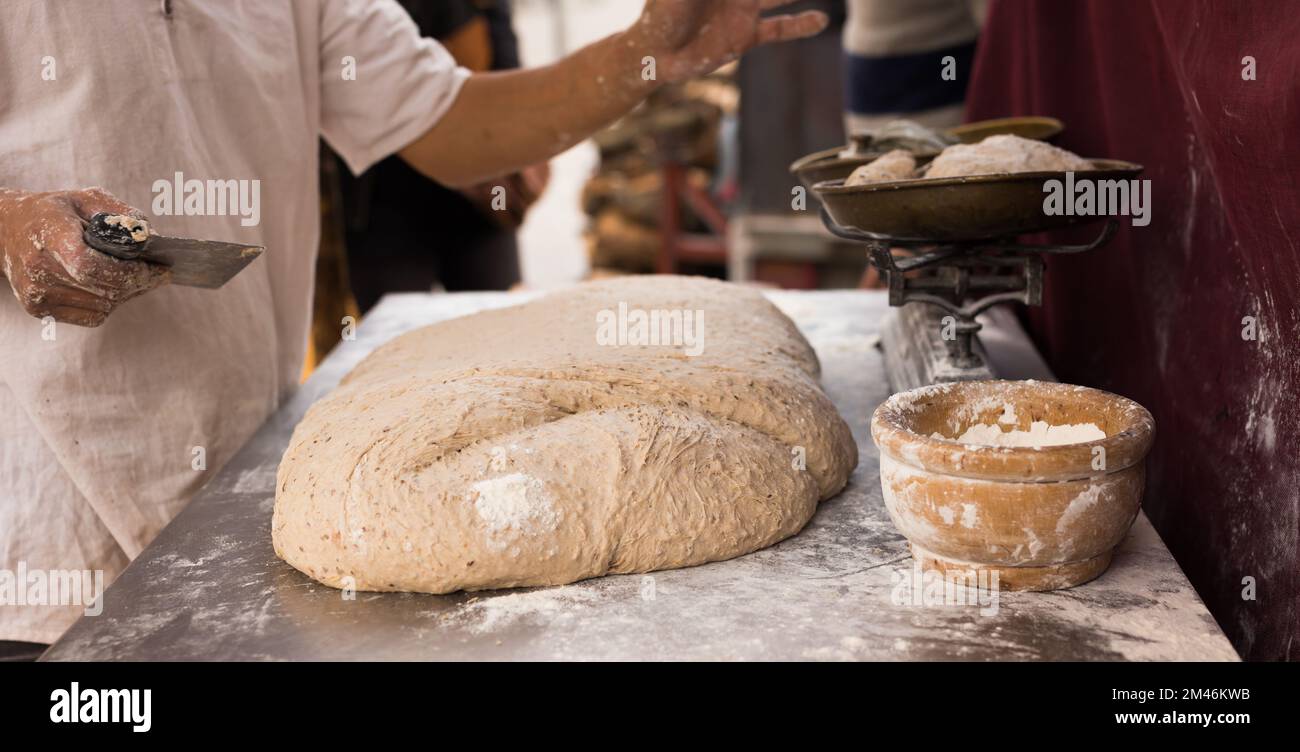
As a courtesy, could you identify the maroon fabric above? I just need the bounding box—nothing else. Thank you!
[966,0,1299,660]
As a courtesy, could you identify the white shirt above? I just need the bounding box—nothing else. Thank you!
[0,0,469,643]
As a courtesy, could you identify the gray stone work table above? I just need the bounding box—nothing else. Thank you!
[44,291,1238,661]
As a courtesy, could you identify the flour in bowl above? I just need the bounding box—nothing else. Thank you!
[933,420,1106,448]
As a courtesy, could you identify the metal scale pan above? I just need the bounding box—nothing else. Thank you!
[814,159,1144,242]
[809,157,1144,391]
[790,115,1066,189]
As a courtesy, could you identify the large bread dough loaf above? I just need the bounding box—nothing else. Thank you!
[273,276,857,593]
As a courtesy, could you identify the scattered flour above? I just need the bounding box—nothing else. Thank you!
[1057,484,1105,535]
[933,420,1105,448]
[1022,527,1044,557]
[451,586,601,634]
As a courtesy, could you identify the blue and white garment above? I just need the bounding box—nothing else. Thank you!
[843,0,985,135]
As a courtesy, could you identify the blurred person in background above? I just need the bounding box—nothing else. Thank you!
[843,0,984,288]
[336,0,548,310]
[842,0,984,134]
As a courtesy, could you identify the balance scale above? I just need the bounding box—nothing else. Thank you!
[820,210,1120,392]
[792,117,1141,391]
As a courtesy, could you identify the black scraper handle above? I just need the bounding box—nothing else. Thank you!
[83,212,150,261]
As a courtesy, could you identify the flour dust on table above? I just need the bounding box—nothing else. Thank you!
[273,276,858,593]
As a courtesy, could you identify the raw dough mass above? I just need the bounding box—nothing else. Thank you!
[273,276,858,593]
[845,149,918,186]
[926,134,1093,178]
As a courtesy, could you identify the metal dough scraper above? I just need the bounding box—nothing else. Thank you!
[82,212,264,289]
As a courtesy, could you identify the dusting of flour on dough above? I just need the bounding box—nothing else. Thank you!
[471,473,560,550]
[926,134,1093,178]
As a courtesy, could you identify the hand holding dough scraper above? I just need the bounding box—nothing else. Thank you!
[82,212,264,289]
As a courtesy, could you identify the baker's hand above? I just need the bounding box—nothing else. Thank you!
[630,0,828,84]
[0,187,169,327]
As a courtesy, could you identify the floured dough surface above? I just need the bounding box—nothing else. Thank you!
[926,134,1093,178]
[273,276,857,593]
[845,149,918,186]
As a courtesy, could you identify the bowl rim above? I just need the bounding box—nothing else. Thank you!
[870,380,1155,483]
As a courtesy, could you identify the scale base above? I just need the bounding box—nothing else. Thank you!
[880,303,994,392]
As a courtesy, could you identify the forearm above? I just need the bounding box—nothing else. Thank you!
[400,30,659,188]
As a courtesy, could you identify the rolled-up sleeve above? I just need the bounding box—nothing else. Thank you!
[319,0,471,175]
